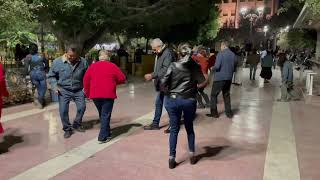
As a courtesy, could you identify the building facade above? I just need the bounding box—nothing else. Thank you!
[218,0,279,29]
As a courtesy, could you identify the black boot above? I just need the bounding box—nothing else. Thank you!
[169,158,177,169]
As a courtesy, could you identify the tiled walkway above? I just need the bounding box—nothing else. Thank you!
[0,68,319,180]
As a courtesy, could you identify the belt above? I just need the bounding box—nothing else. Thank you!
[169,94,195,100]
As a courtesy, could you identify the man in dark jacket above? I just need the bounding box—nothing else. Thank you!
[48,45,88,139]
[207,41,237,119]
[144,38,175,130]
[161,43,206,169]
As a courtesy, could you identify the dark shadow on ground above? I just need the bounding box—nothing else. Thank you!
[195,146,229,162]
[0,135,24,154]
[110,123,142,138]
[82,119,100,130]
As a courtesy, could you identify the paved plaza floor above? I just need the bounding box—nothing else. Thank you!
[1,68,319,180]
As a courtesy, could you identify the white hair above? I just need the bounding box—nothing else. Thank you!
[99,50,111,61]
[150,38,164,48]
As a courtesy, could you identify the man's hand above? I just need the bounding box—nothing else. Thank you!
[144,74,153,81]
[55,88,60,95]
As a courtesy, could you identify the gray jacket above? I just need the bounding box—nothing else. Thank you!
[152,46,175,91]
[48,55,88,91]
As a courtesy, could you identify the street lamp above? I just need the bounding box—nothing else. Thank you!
[241,7,264,43]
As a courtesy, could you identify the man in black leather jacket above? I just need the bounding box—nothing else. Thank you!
[160,43,207,169]
[144,38,176,131]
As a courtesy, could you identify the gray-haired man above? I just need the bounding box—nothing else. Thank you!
[144,38,176,130]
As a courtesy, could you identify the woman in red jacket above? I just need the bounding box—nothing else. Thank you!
[0,64,9,134]
[83,50,126,143]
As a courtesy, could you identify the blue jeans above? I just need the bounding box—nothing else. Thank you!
[58,89,86,132]
[165,97,197,158]
[30,70,47,105]
[93,98,114,141]
[152,92,166,126]
[249,65,257,80]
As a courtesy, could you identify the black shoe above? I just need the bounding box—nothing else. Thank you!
[74,126,86,133]
[206,114,219,118]
[164,127,170,134]
[226,113,234,118]
[190,156,197,165]
[98,138,111,144]
[169,159,177,169]
[64,131,73,139]
[144,124,160,130]
[197,105,205,109]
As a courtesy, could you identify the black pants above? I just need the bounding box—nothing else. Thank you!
[196,88,210,107]
[210,80,232,115]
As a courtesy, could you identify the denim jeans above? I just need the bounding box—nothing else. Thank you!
[30,70,47,105]
[152,92,166,126]
[165,97,196,158]
[210,80,232,116]
[58,89,86,132]
[249,65,257,80]
[93,98,114,141]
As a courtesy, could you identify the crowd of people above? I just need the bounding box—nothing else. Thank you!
[0,38,305,169]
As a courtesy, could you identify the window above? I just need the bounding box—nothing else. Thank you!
[223,0,229,3]
[231,12,236,16]
[248,0,254,1]
[232,0,237,2]
[240,0,246,2]
[223,13,228,16]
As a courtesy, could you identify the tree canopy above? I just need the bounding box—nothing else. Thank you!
[25,0,213,54]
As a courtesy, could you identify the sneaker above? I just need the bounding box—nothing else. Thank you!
[98,138,111,144]
[144,124,160,130]
[190,155,197,165]
[277,99,289,102]
[64,131,73,139]
[164,127,170,134]
[74,126,86,133]
[169,159,177,169]
[206,114,219,118]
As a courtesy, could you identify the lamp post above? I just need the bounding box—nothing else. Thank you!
[240,7,264,43]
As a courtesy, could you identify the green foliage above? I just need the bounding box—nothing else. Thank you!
[26,0,213,53]
[305,0,320,15]
[197,7,220,44]
[278,29,316,50]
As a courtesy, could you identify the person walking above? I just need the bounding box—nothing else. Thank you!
[206,41,237,119]
[24,43,48,109]
[232,46,244,86]
[278,57,300,101]
[48,46,88,139]
[161,43,206,169]
[246,49,260,80]
[260,50,273,83]
[144,38,175,131]
[83,50,126,143]
[0,64,9,134]
[192,48,210,108]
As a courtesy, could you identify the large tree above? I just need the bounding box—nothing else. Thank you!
[26,0,212,54]
[0,0,38,47]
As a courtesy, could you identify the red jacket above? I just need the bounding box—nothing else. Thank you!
[192,54,209,75]
[0,64,9,133]
[83,61,126,99]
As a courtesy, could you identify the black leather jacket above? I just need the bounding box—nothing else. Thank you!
[160,55,205,99]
